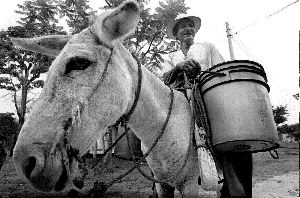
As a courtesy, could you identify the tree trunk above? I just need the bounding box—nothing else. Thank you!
[9,64,29,157]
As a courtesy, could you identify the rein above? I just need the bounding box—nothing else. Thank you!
[61,39,114,193]
[88,56,190,195]
[89,54,143,170]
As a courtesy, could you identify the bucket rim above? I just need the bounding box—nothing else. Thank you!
[198,60,267,84]
[197,60,270,94]
[199,65,268,85]
[209,60,265,71]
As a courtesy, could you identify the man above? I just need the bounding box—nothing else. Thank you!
[162,14,224,81]
[162,14,253,198]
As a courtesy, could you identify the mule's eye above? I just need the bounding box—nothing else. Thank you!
[65,57,92,75]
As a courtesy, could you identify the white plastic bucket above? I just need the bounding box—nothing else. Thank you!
[199,60,279,152]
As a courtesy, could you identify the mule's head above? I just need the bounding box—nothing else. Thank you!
[12,0,139,192]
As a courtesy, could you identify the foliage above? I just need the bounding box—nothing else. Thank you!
[0,0,190,153]
[272,105,289,126]
[277,123,300,141]
[103,0,189,75]
[16,0,65,36]
[0,0,66,155]
[0,0,66,122]
[292,93,299,100]
[55,0,93,34]
[0,113,19,141]
[54,0,189,74]
[272,105,298,140]
[155,0,188,26]
[0,27,52,91]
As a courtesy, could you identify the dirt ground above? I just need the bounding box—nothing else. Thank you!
[0,142,298,198]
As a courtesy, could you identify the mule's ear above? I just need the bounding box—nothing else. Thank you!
[11,35,72,57]
[92,0,139,44]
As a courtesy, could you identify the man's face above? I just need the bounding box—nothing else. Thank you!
[175,18,195,44]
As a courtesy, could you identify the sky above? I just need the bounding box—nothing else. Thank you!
[0,0,299,124]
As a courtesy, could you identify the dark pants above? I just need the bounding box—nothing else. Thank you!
[219,152,253,198]
[0,142,7,170]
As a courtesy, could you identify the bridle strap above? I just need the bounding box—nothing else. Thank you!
[115,54,143,125]
[87,48,113,101]
[92,88,175,193]
[61,31,114,192]
[89,57,187,194]
[65,48,189,195]
[90,53,143,169]
[132,85,194,184]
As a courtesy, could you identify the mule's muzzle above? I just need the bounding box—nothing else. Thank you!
[13,143,68,192]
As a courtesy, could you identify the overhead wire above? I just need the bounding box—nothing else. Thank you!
[232,33,297,108]
[209,0,299,46]
[233,0,299,35]
[198,0,298,107]
[203,0,299,58]
[226,0,299,114]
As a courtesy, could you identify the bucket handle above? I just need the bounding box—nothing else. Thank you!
[199,70,226,77]
[196,71,226,83]
[269,149,279,159]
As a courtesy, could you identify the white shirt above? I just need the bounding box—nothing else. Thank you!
[162,42,225,73]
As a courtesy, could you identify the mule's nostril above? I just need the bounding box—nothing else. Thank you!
[14,144,66,192]
[24,157,37,178]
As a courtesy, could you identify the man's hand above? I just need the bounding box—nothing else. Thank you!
[176,59,201,79]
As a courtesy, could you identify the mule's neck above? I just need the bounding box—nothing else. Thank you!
[128,67,190,147]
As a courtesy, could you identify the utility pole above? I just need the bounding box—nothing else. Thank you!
[226,22,235,60]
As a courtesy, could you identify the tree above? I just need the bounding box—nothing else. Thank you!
[155,0,188,26]
[103,0,189,75]
[0,0,66,155]
[0,113,19,142]
[16,0,65,36]
[1,0,190,155]
[56,0,189,74]
[0,113,19,158]
[277,123,299,141]
[292,93,299,100]
[291,123,300,140]
[0,113,18,167]
[272,105,289,126]
[55,0,93,34]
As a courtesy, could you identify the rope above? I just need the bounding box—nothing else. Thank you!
[135,87,193,183]
[86,28,113,101]
[191,82,218,164]
[92,88,174,190]
[89,55,178,193]
[88,53,145,194]
[130,74,196,184]
[91,53,143,169]
[90,127,129,169]
[68,56,203,194]
[115,54,143,126]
